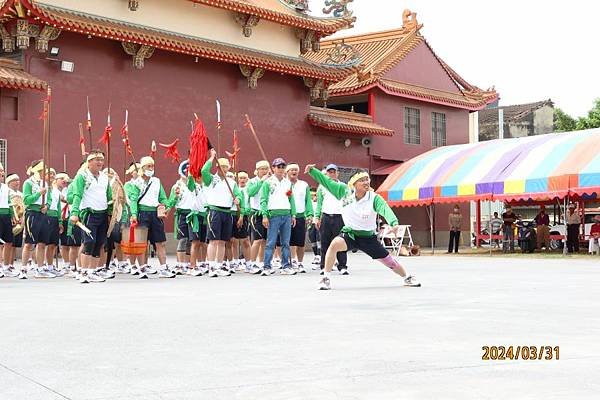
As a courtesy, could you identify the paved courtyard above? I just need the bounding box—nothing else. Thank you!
[1,253,599,400]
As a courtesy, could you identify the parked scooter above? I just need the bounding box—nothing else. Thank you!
[516,219,537,253]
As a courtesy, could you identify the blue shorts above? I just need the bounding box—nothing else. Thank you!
[0,214,14,244]
[24,210,45,245]
[207,209,233,242]
[138,210,166,244]
[41,216,60,245]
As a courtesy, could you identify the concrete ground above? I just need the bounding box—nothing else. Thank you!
[1,253,599,400]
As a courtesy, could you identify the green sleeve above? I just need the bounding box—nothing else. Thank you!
[289,190,296,216]
[308,167,348,200]
[23,180,41,206]
[187,175,196,191]
[70,174,86,216]
[66,184,74,204]
[107,183,113,214]
[260,181,270,217]
[158,184,168,206]
[305,186,313,218]
[166,186,178,209]
[45,187,52,208]
[246,178,263,197]
[125,182,141,218]
[315,186,324,218]
[373,194,398,226]
[201,159,214,186]
[9,203,14,217]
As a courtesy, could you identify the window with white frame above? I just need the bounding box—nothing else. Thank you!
[404,107,420,144]
[431,112,447,147]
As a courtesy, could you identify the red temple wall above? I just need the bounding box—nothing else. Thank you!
[0,32,369,189]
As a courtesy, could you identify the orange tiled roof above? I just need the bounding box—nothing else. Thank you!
[0,58,47,91]
[0,1,357,82]
[188,0,355,35]
[304,14,498,110]
[308,106,394,137]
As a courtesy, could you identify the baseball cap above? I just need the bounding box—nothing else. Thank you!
[272,158,286,167]
[325,163,338,171]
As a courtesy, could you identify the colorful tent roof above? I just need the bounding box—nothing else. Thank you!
[377,129,600,207]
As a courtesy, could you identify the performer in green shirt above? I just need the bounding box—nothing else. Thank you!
[305,165,421,290]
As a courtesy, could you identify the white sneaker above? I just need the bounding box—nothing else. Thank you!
[280,268,297,275]
[297,263,307,274]
[130,265,140,276]
[46,265,64,277]
[138,267,149,279]
[272,259,282,269]
[208,268,219,278]
[18,269,28,279]
[318,277,331,290]
[311,257,320,265]
[403,275,421,287]
[79,271,90,284]
[314,255,321,264]
[159,268,176,279]
[0,269,3,278]
[3,266,19,278]
[34,268,56,279]
[88,272,106,283]
[145,265,158,275]
[261,268,275,276]
[116,263,131,274]
[218,268,231,277]
[249,265,262,275]
[339,269,350,276]
[236,263,246,273]
[198,265,209,275]
[96,269,115,280]
[188,267,204,277]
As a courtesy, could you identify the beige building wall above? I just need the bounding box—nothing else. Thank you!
[40,0,301,57]
[533,105,555,135]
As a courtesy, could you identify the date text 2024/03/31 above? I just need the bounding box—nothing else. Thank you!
[482,346,559,360]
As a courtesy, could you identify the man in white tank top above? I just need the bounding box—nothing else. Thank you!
[306,165,421,291]
[246,160,270,273]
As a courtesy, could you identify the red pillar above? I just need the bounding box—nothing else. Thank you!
[368,91,375,122]
[476,200,481,247]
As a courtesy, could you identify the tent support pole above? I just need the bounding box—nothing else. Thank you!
[563,196,568,256]
[489,201,493,256]
[427,204,435,255]
[476,200,482,247]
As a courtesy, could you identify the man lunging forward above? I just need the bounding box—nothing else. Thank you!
[305,165,421,290]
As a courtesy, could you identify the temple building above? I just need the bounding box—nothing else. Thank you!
[0,1,497,243]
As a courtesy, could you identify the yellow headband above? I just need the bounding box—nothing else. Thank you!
[140,156,154,168]
[31,160,45,173]
[217,158,230,168]
[5,174,19,184]
[348,171,370,188]
[55,173,70,181]
[87,152,105,162]
[237,172,249,179]
[286,163,300,172]
[255,160,269,169]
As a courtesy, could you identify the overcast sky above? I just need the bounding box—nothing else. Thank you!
[320,0,599,117]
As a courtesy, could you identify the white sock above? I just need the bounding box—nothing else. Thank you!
[323,271,330,279]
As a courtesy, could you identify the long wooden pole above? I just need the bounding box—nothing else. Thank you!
[106,103,111,172]
[41,87,51,206]
[79,123,86,161]
[86,96,93,150]
[244,114,268,162]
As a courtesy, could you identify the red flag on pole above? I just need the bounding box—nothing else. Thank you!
[225,130,240,170]
[189,117,210,179]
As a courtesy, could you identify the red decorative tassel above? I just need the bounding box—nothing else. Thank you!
[189,118,209,179]
[225,130,240,170]
[159,139,181,163]
[98,125,112,145]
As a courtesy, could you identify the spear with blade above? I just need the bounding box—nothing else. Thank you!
[86,96,93,150]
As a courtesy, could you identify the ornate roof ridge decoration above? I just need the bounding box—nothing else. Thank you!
[322,0,353,18]
[121,42,155,69]
[188,0,355,36]
[0,57,47,90]
[127,0,140,11]
[0,0,358,82]
[304,8,498,110]
[308,105,394,137]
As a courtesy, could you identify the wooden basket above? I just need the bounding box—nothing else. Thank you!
[121,225,148,256]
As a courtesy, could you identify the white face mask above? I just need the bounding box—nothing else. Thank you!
[144,170,154,178]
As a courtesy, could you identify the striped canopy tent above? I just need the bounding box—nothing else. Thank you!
[377,128,600,207]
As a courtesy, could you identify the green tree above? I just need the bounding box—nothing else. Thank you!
[554,99,600,131]
[554,108,577,132]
